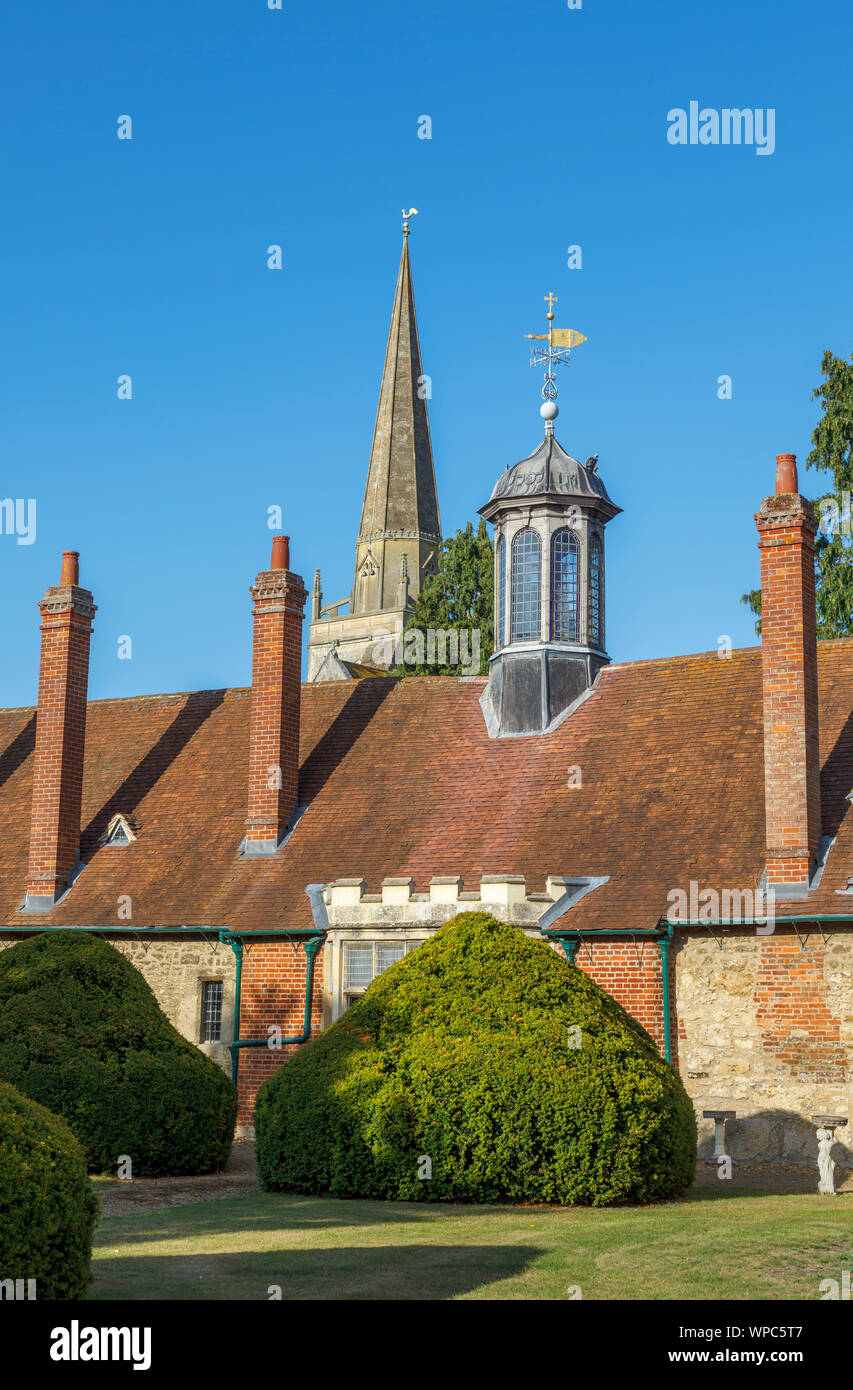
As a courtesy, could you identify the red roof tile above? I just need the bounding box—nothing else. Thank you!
[2,642,853,933]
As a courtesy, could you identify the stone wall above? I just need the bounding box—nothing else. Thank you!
[5,915,851,1165]
[0,933,237,1080]
[675,927,853,1166]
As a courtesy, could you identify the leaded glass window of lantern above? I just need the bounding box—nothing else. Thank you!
[588,533,603,647]
[550,528,580,641]
[510,529,541,642]
[496,535,506,648]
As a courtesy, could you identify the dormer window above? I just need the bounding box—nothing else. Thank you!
[551,528,579,641]
[102,813,136,847]
[511,528,541,642]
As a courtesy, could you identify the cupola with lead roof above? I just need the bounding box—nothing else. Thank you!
[479,296,621,737]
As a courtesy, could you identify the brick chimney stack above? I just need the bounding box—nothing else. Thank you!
[25,551,97,910]
[245,536,307,855]
[755,455,821,893]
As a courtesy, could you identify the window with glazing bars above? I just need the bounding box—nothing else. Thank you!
[496,535,506,648]
[550,528,580,640]
[201,980,223,1043]
[342,941,420,1004]
[588,533,602,647]
[510,529,541,642]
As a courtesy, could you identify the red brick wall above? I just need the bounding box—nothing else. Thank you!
[245,561,307,846]
[236,941,324,1124]
[755,464,820,888]
[234,936,676,1125]
[571,939,675,1065]
[26,581,96,901]
[754,935,845,1085]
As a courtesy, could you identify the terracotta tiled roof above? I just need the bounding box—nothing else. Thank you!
[2,642,853,933]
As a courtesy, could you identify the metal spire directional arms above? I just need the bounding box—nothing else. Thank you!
[524,293,587,416]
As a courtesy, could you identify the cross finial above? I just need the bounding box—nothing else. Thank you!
[544,291,558,319]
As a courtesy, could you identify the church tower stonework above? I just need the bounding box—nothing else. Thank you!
[308,218,441,678]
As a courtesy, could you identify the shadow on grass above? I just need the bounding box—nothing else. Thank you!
[97,1185,798,1253]
[94,1193,525,1248]
[89,1242,542,1301]
[682,1185,846,1205]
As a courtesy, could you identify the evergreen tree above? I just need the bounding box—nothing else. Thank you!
[394,520,494,675]
[741,349,853,637]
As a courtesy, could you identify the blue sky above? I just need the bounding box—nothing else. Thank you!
[1,0,851,704]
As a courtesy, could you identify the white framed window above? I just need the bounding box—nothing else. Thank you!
[342,940,420,1008]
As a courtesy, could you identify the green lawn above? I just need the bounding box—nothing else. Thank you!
[89,1188,853,1300]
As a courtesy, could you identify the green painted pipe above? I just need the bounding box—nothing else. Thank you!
[2,921,327,1089]
[228,938,244,1085]
[223,933,325,1087]
[540,923,674,1064]
[659,925,673,1063]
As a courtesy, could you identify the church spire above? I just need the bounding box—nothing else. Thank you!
[353,216,441,615]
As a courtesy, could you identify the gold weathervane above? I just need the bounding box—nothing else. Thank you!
[525,292,587,412]
[524,293,587,351]
[402,207,419,235]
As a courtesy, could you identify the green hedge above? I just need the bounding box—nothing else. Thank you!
[0,932,237,1177]
[0,1081,98,1299]
[255,912,696,1205]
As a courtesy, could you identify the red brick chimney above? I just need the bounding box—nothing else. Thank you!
[245,536,307,854]
[25,551,97,910]
[755,455,821,893]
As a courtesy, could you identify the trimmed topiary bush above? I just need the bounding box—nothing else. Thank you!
[0,932,236,1177]
[0,1080,98,1299]
[255,912,696,1205]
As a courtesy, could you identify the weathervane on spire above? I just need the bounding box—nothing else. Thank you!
[402,207,418,236]
[524,293,587,427]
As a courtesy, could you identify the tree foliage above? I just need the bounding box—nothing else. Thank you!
[0,1080,98,1299]
[254,912,696,1206]
[394,520,494,675]
[0,932,236,1176]
[742,349,853,637]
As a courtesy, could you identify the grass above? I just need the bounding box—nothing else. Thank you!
[89,1187,853,1300]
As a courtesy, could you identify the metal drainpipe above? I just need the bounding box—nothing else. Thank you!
[659,925,673,1063]
[540,924,674,1064]
[227,938,244,1086]
[222,932,325,1087]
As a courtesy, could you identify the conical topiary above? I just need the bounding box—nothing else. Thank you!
[0,931,236,1176]
[0,1081,98,1299]
[254,912,696,1204]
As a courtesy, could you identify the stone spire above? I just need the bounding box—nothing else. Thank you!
[352,227,441,615]
[307,220,443,680]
